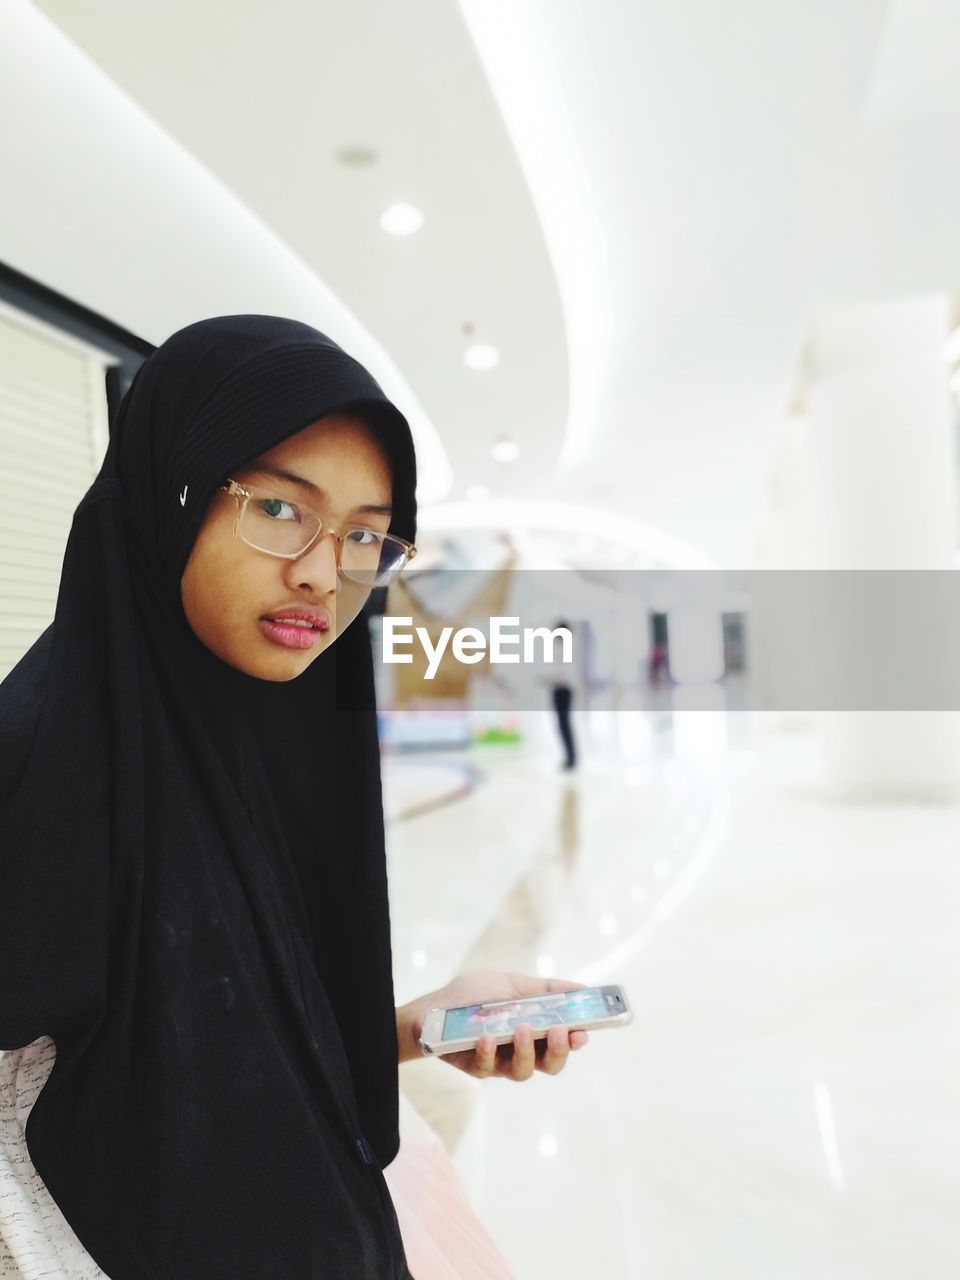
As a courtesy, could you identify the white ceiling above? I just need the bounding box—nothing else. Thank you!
[33,0,568,508]
[33,0,960,566]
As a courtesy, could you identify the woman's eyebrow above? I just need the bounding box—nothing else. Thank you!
[251,461,393,517]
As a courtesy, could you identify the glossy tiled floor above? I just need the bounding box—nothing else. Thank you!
[385,710,960,1279]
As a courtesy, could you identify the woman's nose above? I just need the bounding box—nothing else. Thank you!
[283,531,339,595]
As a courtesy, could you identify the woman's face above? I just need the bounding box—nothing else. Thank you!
[181,413,393,681]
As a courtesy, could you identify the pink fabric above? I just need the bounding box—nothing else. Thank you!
[384,1092,515,1279]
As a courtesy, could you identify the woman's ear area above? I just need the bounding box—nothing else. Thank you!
[178,486,252,663]
[179,502,214,638]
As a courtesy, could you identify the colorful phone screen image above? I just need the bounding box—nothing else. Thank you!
[442,987,611,1040]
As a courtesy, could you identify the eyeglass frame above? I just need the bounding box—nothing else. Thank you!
[217,478,417,581]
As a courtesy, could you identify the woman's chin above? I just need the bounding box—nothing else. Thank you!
[263,640,334,681]
[212,633,334,682]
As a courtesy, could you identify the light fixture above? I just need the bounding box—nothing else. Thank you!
[464,343,500,371]
[336,144,378,168]
[379,203,425,236]
[491,436,520,462]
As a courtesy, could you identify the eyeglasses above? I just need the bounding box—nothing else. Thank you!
[218,479,417,587]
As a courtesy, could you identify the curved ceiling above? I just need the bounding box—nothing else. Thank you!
[33,0,569,512]
[34,0,960,566]
[460,0,960,564]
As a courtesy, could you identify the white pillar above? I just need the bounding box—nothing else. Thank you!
[805,294,960,801]
[747,411,820,734]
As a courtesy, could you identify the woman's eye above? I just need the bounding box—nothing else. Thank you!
[257,498,299,522]
[346,528,382,546]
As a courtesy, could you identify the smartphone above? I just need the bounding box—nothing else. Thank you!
[417,984,632,1056]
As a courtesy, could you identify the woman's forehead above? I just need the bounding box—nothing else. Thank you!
[264,413,386,461]
[250,416,388,476]
[232,425,392,518]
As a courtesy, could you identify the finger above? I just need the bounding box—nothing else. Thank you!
[569,1030,589,1050]
[536,1024,570,1075]
[507,1023,537,1082]
[474,1033,497,1077]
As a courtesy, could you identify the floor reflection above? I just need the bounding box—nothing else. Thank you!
[385,710,960,1279]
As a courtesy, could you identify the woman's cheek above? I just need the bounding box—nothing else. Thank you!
[334,588,372,638]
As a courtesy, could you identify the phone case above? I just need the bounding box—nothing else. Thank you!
[417,986,632,1056]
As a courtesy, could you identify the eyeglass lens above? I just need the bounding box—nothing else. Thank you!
[240,494,407,585]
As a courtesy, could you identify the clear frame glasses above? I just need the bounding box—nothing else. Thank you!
[218,479,417,587]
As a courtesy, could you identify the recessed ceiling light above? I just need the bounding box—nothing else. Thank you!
[336,144,378,168]
[464,343,500,371]
[491,437,520,462]
[379,203,425,236]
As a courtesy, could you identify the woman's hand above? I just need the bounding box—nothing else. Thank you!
[396,970,590,1081]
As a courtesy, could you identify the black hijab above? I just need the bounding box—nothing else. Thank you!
[0,315,417,1278]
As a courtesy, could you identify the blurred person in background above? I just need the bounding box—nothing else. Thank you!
[548,618,578,771]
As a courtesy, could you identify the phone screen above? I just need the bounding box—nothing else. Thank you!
[442,986,613,1040]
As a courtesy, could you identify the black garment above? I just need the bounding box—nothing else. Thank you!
[552,685,576,768]
[0,316,417,1278]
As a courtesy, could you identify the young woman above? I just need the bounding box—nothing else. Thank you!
[0,315,587,1278]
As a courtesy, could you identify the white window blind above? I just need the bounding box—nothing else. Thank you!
[0,305,112,679]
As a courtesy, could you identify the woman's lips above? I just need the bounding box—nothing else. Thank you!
[258,614,330,651]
